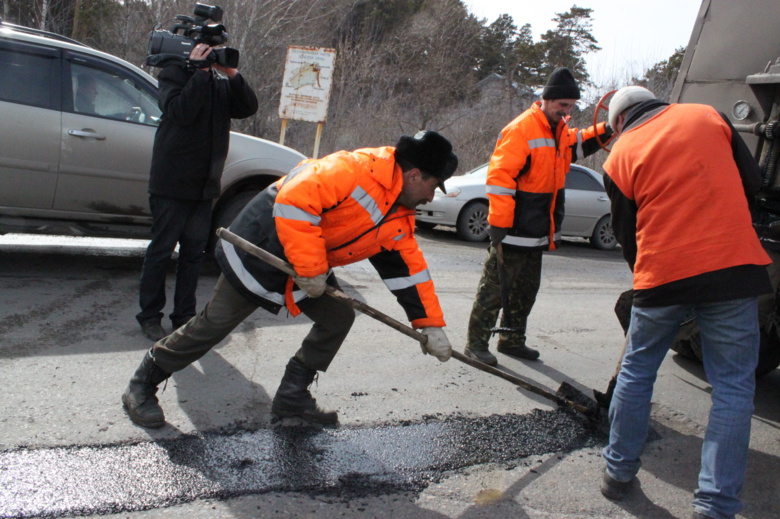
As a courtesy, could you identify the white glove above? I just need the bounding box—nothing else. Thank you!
[295,273,328,298]
[419,327,452,362]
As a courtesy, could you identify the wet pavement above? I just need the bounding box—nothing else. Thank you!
[0,411,603,518]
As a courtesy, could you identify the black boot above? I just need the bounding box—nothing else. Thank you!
[464,347,498,367]
[497,342,540,360]
[122,349,171,428]
[271,357,338,425]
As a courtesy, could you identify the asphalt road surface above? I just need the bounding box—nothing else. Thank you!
[0,230,777,519]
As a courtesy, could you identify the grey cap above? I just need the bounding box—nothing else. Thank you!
[608,86,657,129]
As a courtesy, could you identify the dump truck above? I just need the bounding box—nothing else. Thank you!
[664,0,780,375]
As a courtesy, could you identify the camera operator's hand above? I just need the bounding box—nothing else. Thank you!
[213,63,238,79]
[188,44,212,71]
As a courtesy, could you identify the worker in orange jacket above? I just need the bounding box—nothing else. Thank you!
[598,86,771,519]
[122,131,458,428]
[465,67,611,366]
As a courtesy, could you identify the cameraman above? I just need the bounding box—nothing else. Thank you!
[137,42,258,341]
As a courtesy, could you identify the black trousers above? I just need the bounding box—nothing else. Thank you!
[137,195,212,327]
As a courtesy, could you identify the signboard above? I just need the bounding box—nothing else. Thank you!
[278,46,336,123]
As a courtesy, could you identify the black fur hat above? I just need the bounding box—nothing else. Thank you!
[395,130,458,193]
[542,67,580,100]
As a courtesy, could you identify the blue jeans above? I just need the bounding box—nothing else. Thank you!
[137,196,213,327]
[603,298,759,519]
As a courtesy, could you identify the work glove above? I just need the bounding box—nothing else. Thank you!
[419,327,452,362]
[487,225,508,247]
[295,273,328,298]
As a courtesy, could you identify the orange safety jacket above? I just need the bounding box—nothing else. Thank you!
[487,101,606,250]
[215,146,445,329]
[603,103,770,290]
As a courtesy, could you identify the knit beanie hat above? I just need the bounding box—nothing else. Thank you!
[608,86,657,129]
[395,130,458,193]
[542,67,580,100]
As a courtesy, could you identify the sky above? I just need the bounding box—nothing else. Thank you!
[463,0,702,90]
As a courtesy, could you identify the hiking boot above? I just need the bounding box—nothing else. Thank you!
[497,343,540,360]
[271,357,338,425]
[600,469,633,501]
[140,320,167,342]
[122,349,171,428]
[464,347,498,367]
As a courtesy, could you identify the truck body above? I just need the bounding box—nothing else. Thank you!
[667,0,780,375]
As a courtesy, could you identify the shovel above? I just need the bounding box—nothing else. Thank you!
[216,227,600,420]
[490,243,524,335]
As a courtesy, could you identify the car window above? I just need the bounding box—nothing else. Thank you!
[0,41,59,109]
[566,168,602,191]
[67,60,161,126]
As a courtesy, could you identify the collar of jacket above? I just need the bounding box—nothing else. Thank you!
[623,100,670,132]
[369,146,403,192]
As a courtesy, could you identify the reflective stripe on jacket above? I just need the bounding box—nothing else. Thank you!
[487,101,606,250]
[603,103,770,290]
[215,146,445,329]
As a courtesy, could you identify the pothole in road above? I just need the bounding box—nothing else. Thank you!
[0,410,606,518]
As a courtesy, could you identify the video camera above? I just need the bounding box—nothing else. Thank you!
[146,3,239,69]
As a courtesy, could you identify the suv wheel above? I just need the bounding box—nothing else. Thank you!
[208,190,259,250]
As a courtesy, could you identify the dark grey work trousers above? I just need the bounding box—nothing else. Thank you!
[151,274,356,373]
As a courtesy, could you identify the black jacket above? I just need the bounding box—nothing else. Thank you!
[148,63,258,200]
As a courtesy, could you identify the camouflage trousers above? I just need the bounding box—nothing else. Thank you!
[466,246,543,351]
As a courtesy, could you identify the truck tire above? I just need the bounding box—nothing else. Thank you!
[670,318,780,378]
[669,319,702,363]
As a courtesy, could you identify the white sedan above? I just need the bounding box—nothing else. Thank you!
[415,163,617,250]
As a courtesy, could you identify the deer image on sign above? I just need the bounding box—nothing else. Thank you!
[279,46,335,123]
[288,63,322,89]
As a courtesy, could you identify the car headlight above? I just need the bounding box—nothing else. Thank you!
[443,187,461,198]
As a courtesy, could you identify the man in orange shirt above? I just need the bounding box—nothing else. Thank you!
[122,131,457,428]
[599,86,771,519]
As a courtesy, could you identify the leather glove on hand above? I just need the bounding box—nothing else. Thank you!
[295,273,328,298]
[487,225,508,247]
[419,327,452,362]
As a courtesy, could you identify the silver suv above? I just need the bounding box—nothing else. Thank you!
[0,21,306,246]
